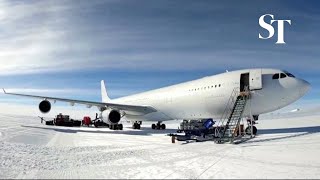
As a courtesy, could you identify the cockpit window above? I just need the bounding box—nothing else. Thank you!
[283,70,295,78]
[286,72,295,77]
[280,73,286,78]
[272,73,279,79]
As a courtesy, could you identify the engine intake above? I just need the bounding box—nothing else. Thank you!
[108,110,121,124]
[102,110,121,124]
[39,100,51,113]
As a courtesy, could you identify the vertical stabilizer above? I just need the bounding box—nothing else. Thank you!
[101,80,111,102]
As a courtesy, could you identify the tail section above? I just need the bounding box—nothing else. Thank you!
[101,80,111,102]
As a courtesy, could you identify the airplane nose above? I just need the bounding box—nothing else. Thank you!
[299,79,311,96]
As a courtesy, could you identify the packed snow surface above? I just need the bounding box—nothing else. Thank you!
[0,112,320,179]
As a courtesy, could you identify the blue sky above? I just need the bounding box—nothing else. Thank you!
[0,0,319,115]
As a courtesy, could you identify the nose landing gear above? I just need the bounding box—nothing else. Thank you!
[245,126,257,135]
[245,118,257,135]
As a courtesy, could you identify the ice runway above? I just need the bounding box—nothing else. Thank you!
[0,113,320,179]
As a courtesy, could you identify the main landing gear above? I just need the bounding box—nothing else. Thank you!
[109,124,123,130]
[132,121,142,129]
[151,121,166,130]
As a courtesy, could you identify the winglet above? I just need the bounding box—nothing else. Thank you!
[2,88,6,94]
[101,80,111,102]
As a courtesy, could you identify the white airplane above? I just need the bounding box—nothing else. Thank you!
[3,68,310,131]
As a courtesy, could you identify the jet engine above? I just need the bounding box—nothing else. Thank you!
[101,109,121,124]
[39,100,51,113]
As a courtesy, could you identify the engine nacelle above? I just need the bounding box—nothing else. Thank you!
[101,109,121,124]
[39,100,51,113]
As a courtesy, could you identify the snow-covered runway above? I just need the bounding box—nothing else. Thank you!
[1,113,320,179]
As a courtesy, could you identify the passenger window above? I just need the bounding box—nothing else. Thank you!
[280,73,286,78]
[272,74,279,79]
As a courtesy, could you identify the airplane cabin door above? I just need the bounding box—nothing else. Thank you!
[249,69,262,90]
[240,73,249,92]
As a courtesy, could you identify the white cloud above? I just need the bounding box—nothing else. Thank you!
[4,88,96,94]
[1,87,140,100]
[0,0,319,76]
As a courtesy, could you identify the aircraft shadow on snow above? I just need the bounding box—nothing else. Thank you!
[20,125,320,142]
[20,125,177,136]
[259,126,320,134]
[244,126,320,144]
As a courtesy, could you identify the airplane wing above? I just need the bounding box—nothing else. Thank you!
[2,89,157,115]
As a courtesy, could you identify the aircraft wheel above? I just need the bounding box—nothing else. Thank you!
[252,126,257,135]
[151,124,156,129]
[137,124,141,129]
[161,124,166,130]
[118,124,123,130]
[245,126,258,135]
[245,127,250,135]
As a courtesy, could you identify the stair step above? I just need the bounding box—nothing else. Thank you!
[217,90,249,143]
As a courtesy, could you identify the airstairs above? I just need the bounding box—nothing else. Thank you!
[168,86,253,144]
[215,87,250,144]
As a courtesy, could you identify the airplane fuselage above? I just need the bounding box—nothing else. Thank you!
[110,68,310,122]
